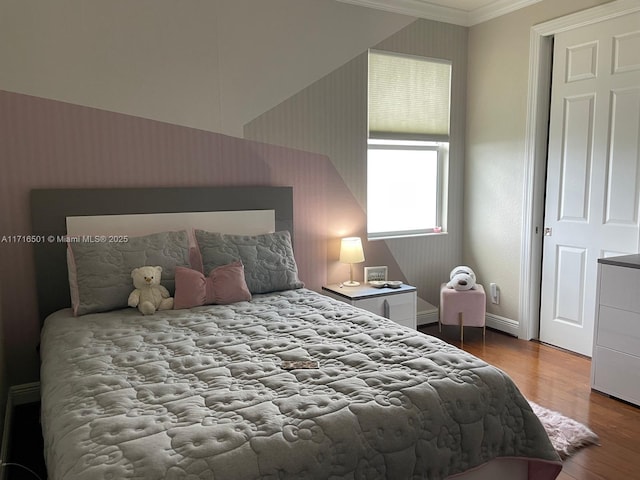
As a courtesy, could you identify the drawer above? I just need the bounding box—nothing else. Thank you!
[591,346,640,406]
[355,292,416,328]
[596,305,640,354]
[599,264,640,313]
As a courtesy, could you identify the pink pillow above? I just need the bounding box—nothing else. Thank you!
[174,261,252,309]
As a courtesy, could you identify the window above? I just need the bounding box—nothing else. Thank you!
[368,139,447,238]
[367,50,451,239]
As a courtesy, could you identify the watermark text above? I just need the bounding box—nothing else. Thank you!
[1,234,129,244]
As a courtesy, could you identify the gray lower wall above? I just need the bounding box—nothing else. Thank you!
[244,18,468,307]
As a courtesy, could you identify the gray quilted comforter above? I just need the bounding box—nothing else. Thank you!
[40,289,561,479]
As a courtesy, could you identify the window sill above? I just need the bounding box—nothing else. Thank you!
[368,231,447,241]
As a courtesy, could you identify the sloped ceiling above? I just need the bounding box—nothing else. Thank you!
[336,0,543,26]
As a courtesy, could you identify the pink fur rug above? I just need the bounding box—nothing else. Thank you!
[529,401,600,459]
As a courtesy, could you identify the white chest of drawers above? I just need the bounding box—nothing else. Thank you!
[321,283,417,330]
[591,255,640,406]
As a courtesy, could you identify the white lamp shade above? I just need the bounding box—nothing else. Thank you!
[339,237,365,264]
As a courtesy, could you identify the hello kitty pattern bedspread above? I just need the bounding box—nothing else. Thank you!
[40,289,561,480]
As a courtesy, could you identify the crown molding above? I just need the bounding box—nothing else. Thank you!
[472,0,543,25]
[337,0,468,25]
[336,0,543,26]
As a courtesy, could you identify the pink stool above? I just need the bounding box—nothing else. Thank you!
[439,283,486,342]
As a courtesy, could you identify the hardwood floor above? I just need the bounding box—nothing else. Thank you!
[419,323,640,480]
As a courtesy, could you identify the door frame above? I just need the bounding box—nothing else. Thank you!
[520,0,640,341]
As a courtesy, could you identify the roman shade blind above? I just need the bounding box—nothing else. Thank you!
[368,50,451,140]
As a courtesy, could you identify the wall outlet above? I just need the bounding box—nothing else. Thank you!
[489,283,500,304]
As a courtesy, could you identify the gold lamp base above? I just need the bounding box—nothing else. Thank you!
[343,263,360,287]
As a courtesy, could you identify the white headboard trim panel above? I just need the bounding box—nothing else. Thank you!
[66,210,276,237]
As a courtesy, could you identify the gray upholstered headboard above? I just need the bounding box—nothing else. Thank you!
[30,186,294,321]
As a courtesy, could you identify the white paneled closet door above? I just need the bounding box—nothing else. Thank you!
[539,11,640,356]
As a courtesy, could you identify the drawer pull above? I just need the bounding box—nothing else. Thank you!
[383,299,390,318]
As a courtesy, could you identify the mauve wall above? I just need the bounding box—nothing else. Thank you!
[0,90,399,385]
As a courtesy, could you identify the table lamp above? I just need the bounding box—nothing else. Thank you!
[340,237,365,286]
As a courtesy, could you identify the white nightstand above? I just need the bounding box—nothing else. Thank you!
[322,283,417,329]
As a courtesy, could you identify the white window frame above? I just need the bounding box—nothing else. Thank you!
[367,138,448,240]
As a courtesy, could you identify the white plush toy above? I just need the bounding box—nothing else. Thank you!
[128,266,174,315]
[447,265,477,291]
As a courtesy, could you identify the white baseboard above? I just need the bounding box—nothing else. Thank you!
[419,308,520,338]
[417,307,439,326]
[416,297,439,326]
[0,382,41,480]
[485,313,519,337]
[8,383,40,407]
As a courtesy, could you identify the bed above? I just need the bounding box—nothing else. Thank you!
[32,186,562,480]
